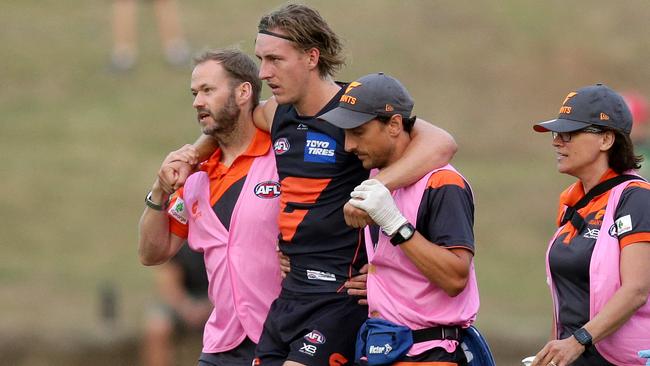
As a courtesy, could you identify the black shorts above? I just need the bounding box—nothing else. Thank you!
[197,337,256,366]
[255,289,368,366]
[356,345,467,365]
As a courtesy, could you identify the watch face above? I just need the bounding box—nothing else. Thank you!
[574,328,592,346]
[390,223,415,245]
[400,225,414,237]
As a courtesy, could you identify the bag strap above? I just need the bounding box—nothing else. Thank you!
[412,325,460,343]
[560,174,641,232]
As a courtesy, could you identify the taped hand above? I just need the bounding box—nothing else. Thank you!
[348,179,407,236]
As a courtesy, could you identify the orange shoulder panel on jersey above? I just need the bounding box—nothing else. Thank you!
[427,169,466,190]
[279,176,332,242]
[628,180,650,190]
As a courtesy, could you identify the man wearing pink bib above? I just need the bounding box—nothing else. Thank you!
[138,49,282,366]
[320,73,479,365]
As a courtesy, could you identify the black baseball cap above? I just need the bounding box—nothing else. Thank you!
[533,83,633,134]
[319,72,413,129]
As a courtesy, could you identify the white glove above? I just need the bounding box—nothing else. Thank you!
[521,356,535,366]
[639,349,650,365]
[348,179,407,236]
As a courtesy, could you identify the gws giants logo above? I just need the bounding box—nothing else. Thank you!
[304,330,326,344]
[329,353,348,366]
[274,138,290,155]
[191,201,202,219]
[340,81,361,105]
[254,181,281,199]
[345,82,362,94]
[559,92,577,115]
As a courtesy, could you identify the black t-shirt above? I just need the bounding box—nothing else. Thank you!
[171,243,208,298]
[416,170,475,252]
[271,86,369,293]
[549,183,650,365]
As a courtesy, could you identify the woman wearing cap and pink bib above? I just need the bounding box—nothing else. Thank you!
[531,84,650,366]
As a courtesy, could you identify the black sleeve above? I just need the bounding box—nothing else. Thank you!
[615,185,650,243]
[415,182,475,252]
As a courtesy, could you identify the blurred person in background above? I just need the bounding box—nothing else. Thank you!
[531,84,650,366]
[622,91,650,178]
[320,73,478,366]
[160,4,458,365]
[142,243,211,366]
[138,48,282,366]
[110,0,190,71]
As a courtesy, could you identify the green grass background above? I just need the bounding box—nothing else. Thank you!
[2,0,650,364]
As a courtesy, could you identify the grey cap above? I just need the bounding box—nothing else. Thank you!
[533,83,633,134]
[319,73,414,129]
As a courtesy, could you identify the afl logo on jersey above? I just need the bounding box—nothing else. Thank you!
[254,181,281,199]
[274,138,290,155]
[304,330,326,344]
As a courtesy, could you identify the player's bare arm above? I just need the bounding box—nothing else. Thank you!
[375,119,457,190]
[253,97,278,132]
[344,119,457,227]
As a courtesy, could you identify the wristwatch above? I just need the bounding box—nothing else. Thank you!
[573,328,593,348]
[145,191,168,211]
[390,222,416,246]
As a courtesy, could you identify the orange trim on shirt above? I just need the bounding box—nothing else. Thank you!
[619,232,650,249]
[555,169,618,244]
[168,128,271,238]
[202,128,271,204]
[427,170,466,190]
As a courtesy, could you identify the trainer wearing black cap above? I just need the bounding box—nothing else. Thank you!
[321,73,481,365]
[530,84,650,366]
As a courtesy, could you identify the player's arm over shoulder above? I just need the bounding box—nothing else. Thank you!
[253,97,279,132]
[376,118,457,191]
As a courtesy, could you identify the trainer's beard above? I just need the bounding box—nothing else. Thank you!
[202,91,241,138]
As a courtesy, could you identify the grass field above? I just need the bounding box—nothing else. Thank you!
[2,0,650,364]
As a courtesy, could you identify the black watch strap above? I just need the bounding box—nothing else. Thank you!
[390,222,415,246]
[573,328,593,348]
[145,191,168,211]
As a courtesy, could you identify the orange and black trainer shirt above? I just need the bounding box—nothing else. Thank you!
[168,128,272,237]
[368,169,475,255]
[549,168,650,340]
